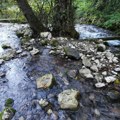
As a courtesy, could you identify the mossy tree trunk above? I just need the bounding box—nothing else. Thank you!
[52,0,79,39]
[16,0,46,35]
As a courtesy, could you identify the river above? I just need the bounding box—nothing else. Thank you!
[0,23,120,120]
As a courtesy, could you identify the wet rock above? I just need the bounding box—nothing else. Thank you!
[30,47,39,55]
[5,98,14,107]
[58,89,80,109]
[2,44,11,49]
[2,107,16,120]
[90,64,98,72]
[95,82,106,88]
[94,73,103,82]
[0,72,5,78]
[47,109,53,115]
[67,69,78,79]
[40,32,52,40]
[0,49,15,60]
[113,57,119,63]
[82,56,91,67]
[64,47,80,60]
[16,49,22,54]
[39,99,49,108]
[19,116,25,120]
[107,90,120,102]
[0,59,4,65]
[102,71,107,76]
[79,67,93,79]
[105,76,116,83]
[36,74,55,89]
[94,109,100,116]
[114,67,120,72]
[20,51,28,57]
[94,59,102,69]
[105,51,114,63]
[97,44,106,52]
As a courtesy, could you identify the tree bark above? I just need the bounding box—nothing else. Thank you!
[16,0,46,35]
[52,0,79,39]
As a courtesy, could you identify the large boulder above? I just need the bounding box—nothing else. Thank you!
[64,47,80,60]
[36,74,55,89]
[58,89,80,109]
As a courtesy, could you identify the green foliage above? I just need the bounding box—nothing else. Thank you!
[5,98,14,107]
[75,0,120,34]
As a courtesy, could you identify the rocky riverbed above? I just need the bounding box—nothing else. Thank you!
[0,23,120,120]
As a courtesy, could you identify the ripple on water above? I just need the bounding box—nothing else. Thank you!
[0,58,35,111]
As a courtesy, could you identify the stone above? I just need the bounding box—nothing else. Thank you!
[94,109,100,116]
[36,74,54,89]
[58,89,80,109]
[107,90,120,102]
[47,109,53,115]
[79,67,93,79]
[102,71,107,76]
[67,70,78,79]
[1,44,11,49]
[105,76,116,83]
[64,47,80,60]
[30,47,39,55]
[113,57,119,63]
[2,107,16,120]
[40,32,52,40]
[19,116,25,120]
[0,49,15,60]
[82,56,92,67]
[16,49,22,54]
[94,73,103,82]
[114,67,120,72]
[0,72,5,77]
[90,64,98,72]
[105,51,114,63]
[0,59,4,65]
[39,99,49,107]
[95,82,106,88]
[97,44,106,52]
[94,59,102,68]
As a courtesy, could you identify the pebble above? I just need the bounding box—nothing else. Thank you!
[95,82,106,88]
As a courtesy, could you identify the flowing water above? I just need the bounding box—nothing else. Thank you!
[0,23,120,120]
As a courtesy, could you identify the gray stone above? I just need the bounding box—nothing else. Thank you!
[58,89,79,109]
[64,47,80,60]
[97,44,106,52]
[67,70,78,79]
[40,32,52,40]
[79,67,93,79]
[90,64,98,72]
[94,73,103,82]
[0,59,4,65]
[36,74,54,89]
[105,76,116,83]
[39,99,49,107]
[95,82,106,88]
[82,56,92,67]
[0,49,15,60]
[30,47,39,55]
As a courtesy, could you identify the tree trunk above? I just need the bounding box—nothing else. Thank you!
[16,0,46,35]
[52,0,79,39]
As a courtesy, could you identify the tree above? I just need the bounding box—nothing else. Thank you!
[52,0,79,38]
[16,0,79,38]
[16,0,46,35]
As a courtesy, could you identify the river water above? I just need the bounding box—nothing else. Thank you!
[0,23,120,120]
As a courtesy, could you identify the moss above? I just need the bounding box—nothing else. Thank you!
[50,39,59,47]
[2,45,11,49]
[5,98,14,107]
[40,39,49,46]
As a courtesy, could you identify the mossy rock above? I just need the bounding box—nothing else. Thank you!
[40,39,49,46]
[5,98,14,107]
[1,44,11,49]
[49,39,59,47]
